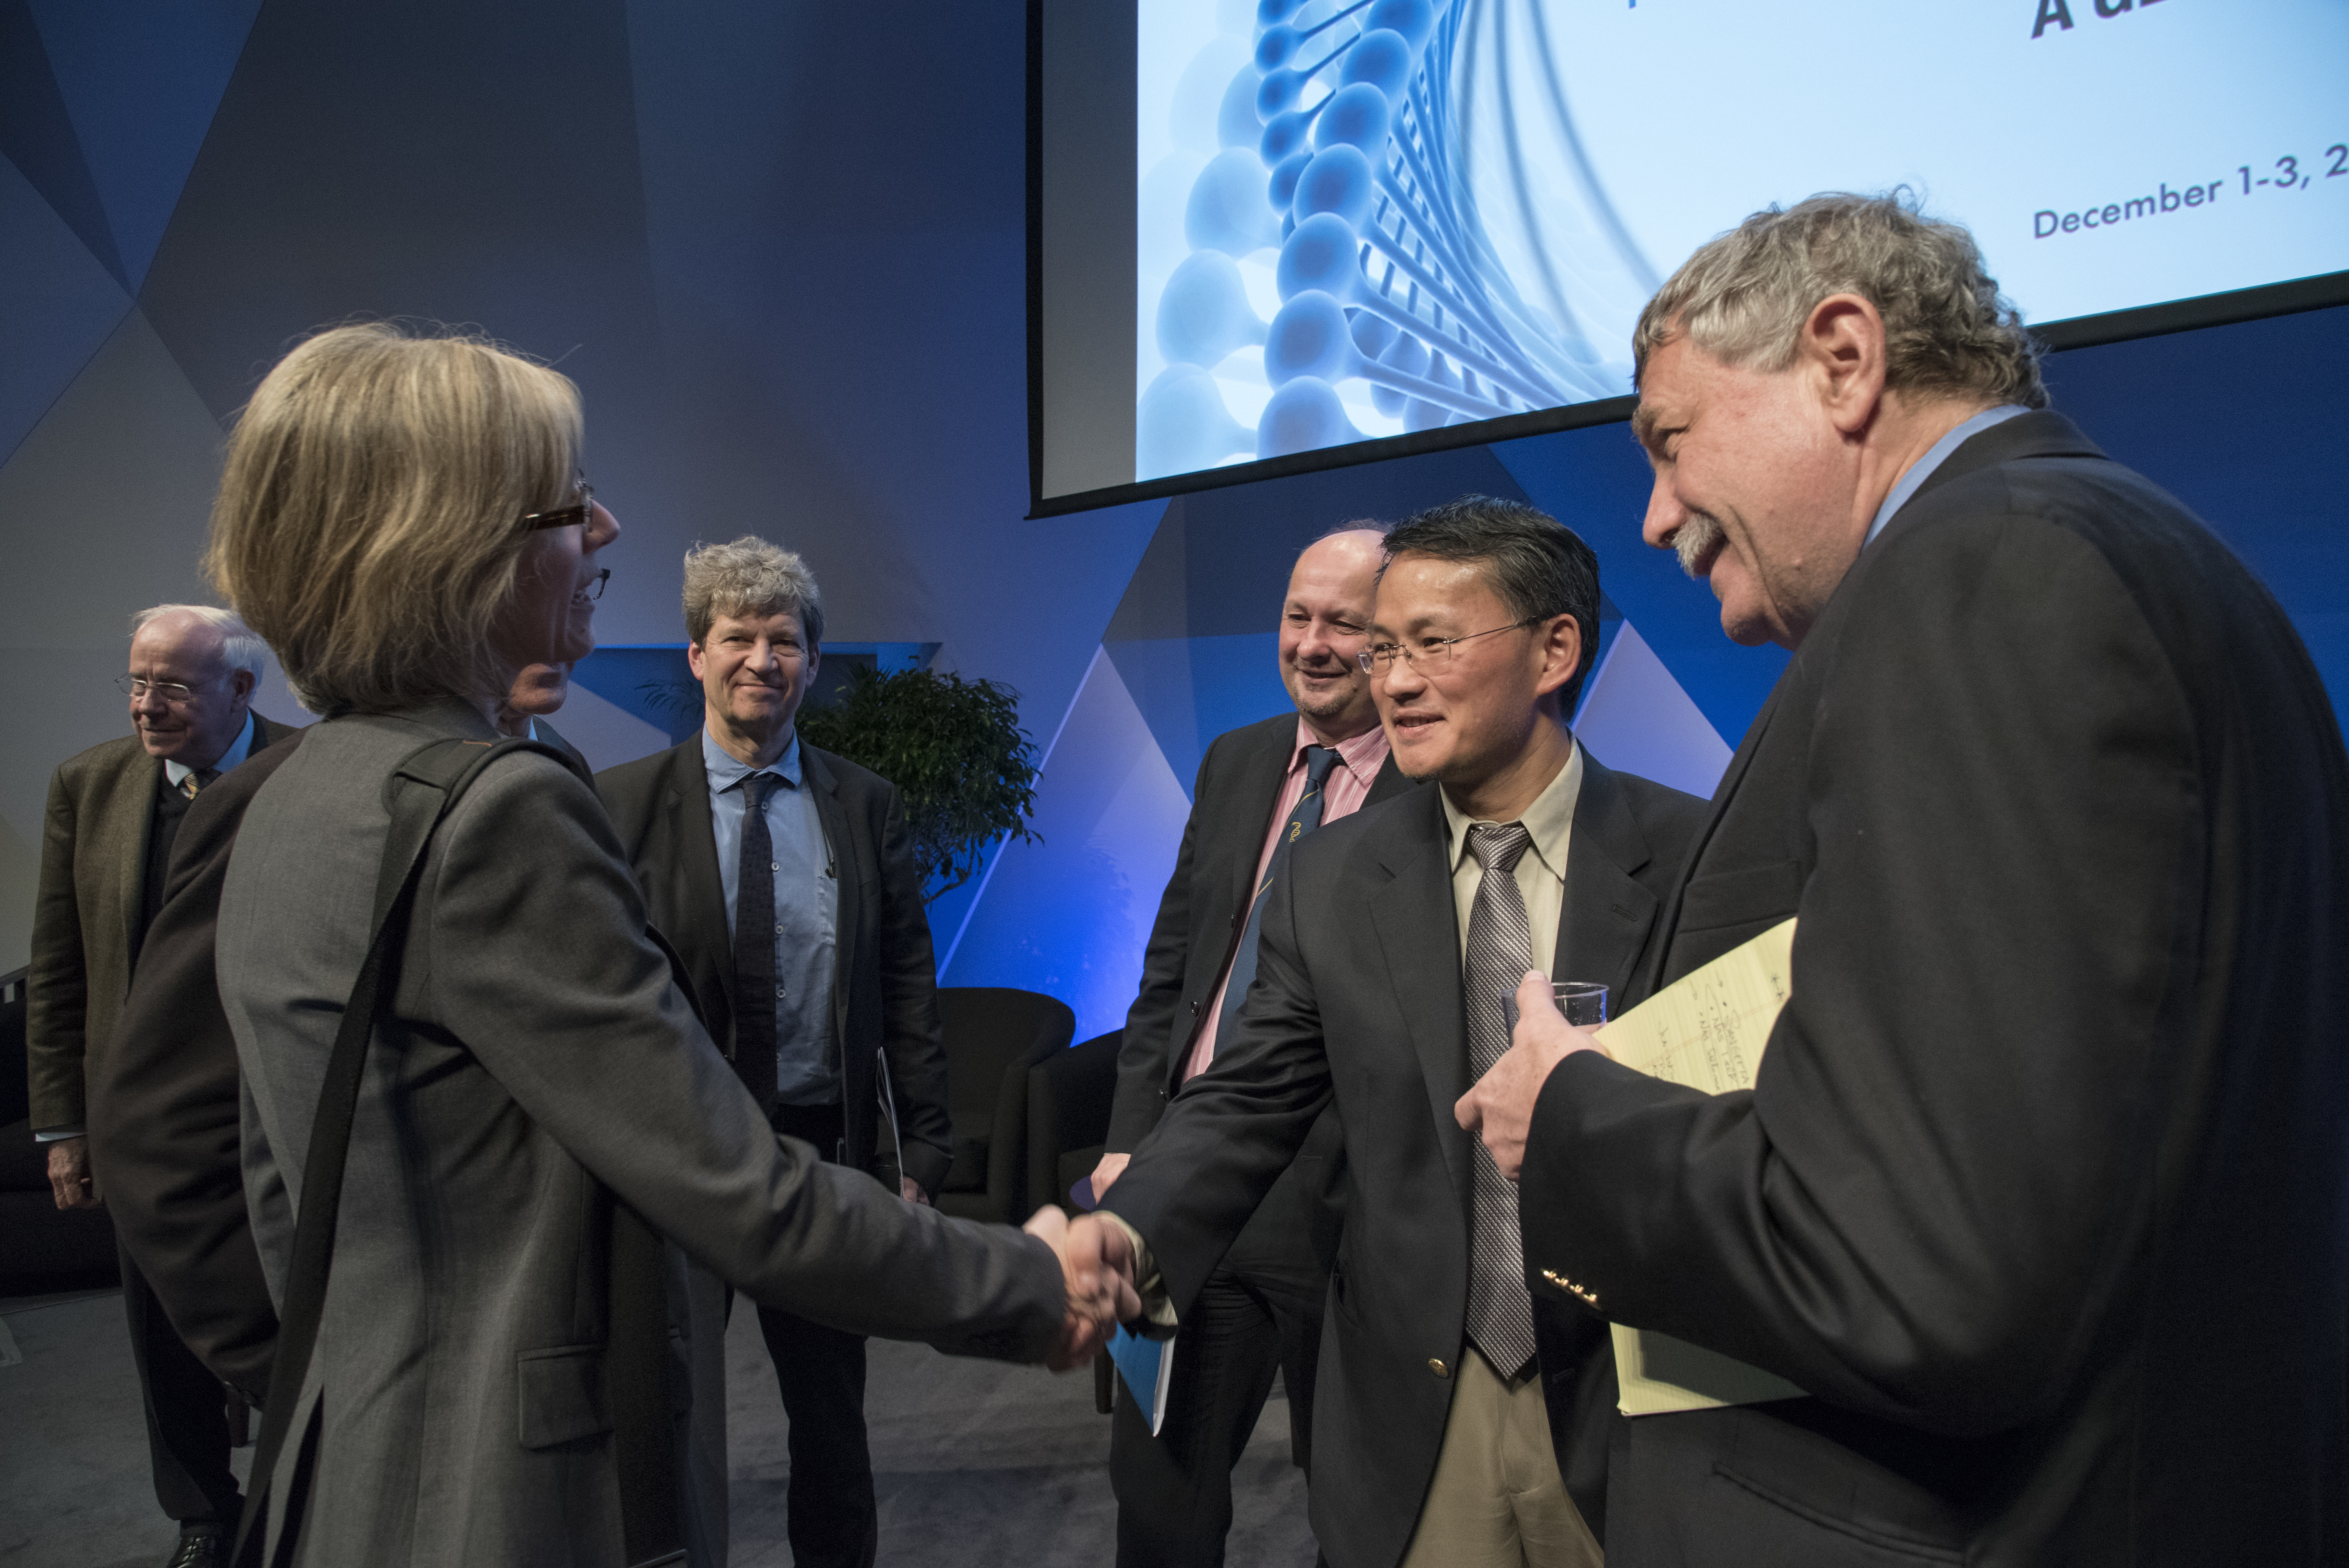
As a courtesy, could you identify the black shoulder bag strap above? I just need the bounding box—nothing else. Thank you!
[233,736,574,1568]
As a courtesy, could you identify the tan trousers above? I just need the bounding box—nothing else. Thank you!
[1397,1347,1603,1568]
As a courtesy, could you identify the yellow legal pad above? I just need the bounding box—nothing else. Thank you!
[1585,918,1809,1416]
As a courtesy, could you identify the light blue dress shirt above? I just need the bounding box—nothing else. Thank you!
[702,728,841,1105]
[1862,404,2030,549]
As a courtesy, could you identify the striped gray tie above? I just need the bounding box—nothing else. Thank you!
[1463,821,1538,1379]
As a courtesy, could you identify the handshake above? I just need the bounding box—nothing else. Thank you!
[1021,1207,1144,1370]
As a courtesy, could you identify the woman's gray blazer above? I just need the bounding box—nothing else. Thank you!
[218,701,1065,1566]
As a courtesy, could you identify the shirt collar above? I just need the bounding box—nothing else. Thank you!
[1863,404,2030,549]
[1294,716,1390,789]
[1442,735,1583,878]
[702,725,802,792]
[163,711,257,788]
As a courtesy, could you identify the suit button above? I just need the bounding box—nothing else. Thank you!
[1187,1001,1200,1016]
[1428,1358,1449,1379]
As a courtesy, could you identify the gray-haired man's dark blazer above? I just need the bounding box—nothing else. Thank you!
[1522,412,2349,1566]
[28,713,294,1134]
[595,733,954,1194]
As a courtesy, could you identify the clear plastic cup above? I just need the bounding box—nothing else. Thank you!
[1552,980,1608,1027]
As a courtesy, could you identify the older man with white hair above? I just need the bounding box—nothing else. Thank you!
[27,602,295,1568]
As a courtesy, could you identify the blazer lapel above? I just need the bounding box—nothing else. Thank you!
[1365,788,1473,1213]
[527,717,592,786]
[102,748,160,983]
[1229,722,1300,913]
[1363,750,1416,807]
[798,745,857,1050]
[1555,752,1657,1007]
[670,742,736,1050]
[1638,675,1788,996]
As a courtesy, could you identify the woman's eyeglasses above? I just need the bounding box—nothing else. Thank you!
[518,479,609,600]
[521,479,595,532]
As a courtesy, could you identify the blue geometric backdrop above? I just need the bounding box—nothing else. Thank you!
[3,0,2344,1049]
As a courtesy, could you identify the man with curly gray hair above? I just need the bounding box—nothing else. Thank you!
[598,534,951,1568]
[1625,191,2046,647]
[681,533,826,650]
[1459,192,2349,1564]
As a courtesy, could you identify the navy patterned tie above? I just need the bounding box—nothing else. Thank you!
[1212,745,1342,1058]
[1463,821,1539,1379]
[732,771,782,1110]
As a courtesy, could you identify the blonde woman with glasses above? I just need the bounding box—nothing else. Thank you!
[202,323,1132,1567]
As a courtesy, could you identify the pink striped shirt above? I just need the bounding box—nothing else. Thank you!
[1180,719,1394,1083]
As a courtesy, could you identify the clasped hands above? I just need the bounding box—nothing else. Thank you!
[1021,1205,1142,1370]
[1023,972,1602,1367]
[1454,970,1606,1182]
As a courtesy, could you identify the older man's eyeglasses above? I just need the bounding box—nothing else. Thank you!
[521,479,595,531]
[1356,617,1543,674]
[116,675,221,706]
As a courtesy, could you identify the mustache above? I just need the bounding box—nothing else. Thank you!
[1675,512,1726,578]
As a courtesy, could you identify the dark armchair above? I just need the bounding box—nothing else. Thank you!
[1028,1030,1122,1217]
[931,987,1075,1224]
[0,966,120,1292]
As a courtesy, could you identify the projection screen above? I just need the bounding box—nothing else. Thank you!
[1031,0,2349,515]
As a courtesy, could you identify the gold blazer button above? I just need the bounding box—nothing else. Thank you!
[1427,1358,1450,1379]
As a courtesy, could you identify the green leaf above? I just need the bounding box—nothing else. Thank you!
[797,666,1044,903]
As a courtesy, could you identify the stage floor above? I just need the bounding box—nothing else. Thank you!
[0,1285,1316,1566]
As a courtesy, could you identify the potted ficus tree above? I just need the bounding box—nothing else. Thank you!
[797,665,1043,903]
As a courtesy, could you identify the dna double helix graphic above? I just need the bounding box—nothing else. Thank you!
[1138,0,1659,481]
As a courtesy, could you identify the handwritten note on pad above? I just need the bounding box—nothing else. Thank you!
[1594,917,1795,1092]
[1590,918,1808,1416]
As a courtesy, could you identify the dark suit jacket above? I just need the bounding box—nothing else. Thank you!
[528,718,591,775]
[91,718,588,1402]
[27,713,293,1133]
[1106,712,1415,1151]
[1520,412,2349,1566]
[90,726,307,1401]
[1104,749,1706,1568]
[596,734,954,1196]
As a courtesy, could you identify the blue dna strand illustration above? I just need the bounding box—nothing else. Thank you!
[1138,0,1660,481]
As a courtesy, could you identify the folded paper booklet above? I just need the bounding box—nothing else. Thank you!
[1108,1325,1174,1436]
[1588,917,1809,1417]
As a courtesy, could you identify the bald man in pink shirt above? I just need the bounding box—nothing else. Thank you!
[1089,525,1419,1567]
